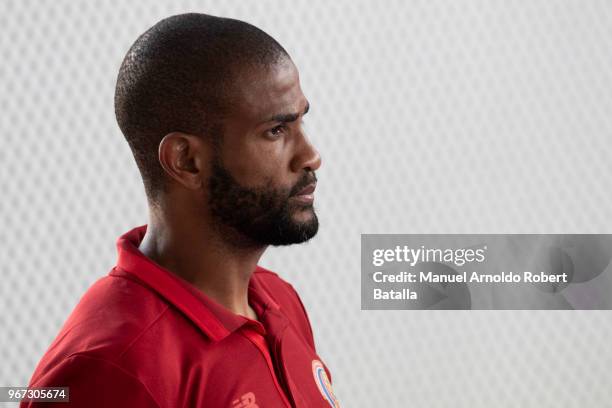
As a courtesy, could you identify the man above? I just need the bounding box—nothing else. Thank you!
[23,13,339,408]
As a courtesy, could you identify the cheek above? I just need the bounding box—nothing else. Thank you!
[223,139,290,187]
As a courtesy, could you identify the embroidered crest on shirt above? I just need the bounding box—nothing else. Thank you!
[232,392,258,408]
[312,359,340,407]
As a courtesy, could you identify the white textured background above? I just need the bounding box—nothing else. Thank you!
[2,1,612,407]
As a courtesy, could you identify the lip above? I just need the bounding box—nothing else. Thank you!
[291,182,316,204]
[296,183,316,196]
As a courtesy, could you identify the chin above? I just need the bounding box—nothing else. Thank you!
[291,206,316,221]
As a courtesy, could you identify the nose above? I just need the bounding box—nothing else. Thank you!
[290,131,322,173]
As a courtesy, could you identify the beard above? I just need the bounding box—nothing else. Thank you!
[207,156,319,247]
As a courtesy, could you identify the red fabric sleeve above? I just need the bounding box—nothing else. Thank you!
[284,282,333,385]
[21,354,160,408]
[285,282,317,350]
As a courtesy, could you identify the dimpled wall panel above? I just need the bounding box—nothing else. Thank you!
[2,1,612,406]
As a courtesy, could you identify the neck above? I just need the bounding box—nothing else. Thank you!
[138,200,266,319]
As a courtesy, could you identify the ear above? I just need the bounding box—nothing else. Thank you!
[158,132,211,191]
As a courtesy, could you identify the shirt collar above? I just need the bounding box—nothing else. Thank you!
[112,225,283,342]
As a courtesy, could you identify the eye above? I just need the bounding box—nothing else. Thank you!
[265,124,287,139]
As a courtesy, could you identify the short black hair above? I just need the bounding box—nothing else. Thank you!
[114,13,289,204]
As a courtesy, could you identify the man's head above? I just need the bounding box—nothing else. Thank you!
[115,13,321,247]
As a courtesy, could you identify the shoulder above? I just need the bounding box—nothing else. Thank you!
[28,271,173,385]
[253,266,317,351]
[60,271,171,352]
[252,265,304,307]
[24,353,161,408]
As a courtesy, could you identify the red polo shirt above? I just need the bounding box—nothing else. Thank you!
[23,226,340,408]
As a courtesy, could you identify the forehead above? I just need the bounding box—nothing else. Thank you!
[227,59,307,122]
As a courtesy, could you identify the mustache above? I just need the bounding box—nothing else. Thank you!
[289,171,317,196]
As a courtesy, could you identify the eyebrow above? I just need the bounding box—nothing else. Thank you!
[263,102,310,124]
